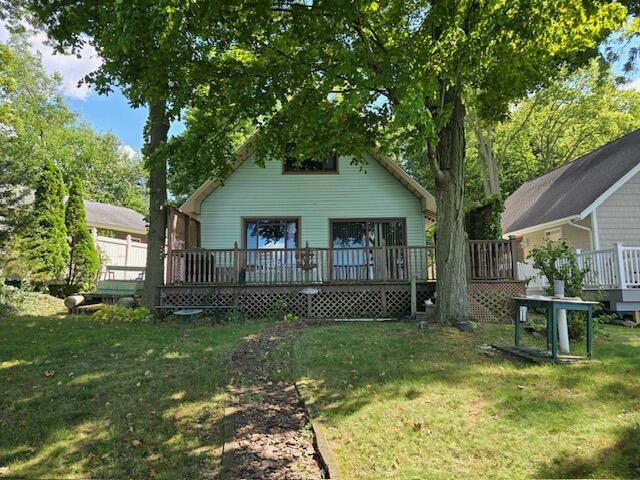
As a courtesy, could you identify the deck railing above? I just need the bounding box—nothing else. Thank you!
[467,239,519,281]
[515,244,640,292]
[576,244,640,289]
[166,239,518,286]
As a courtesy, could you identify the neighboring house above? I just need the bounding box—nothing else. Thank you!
[84,199,147,243]
[180,139,437,252]
[502,129,640,259]
[503,130,640,314]
[83,200,148,281]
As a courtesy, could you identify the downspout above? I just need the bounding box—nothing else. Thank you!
[569,220,593,251]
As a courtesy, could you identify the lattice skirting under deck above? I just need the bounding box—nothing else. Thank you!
[468,281,526,324]
[160,281,524,323]
[159,283,435,320]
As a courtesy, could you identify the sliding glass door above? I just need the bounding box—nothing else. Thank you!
[330,219,406,280]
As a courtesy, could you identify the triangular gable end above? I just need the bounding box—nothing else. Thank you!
[180,137,437,218]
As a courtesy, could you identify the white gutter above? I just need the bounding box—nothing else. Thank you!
[503,215,580,238]
[568,220,593,250]
[591,208,600,250]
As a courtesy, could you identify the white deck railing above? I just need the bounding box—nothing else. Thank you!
[94,233,147,281]
[519,243,640,291]
[517,261,548,292]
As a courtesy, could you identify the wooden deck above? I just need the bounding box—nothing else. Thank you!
[165,239,518,286]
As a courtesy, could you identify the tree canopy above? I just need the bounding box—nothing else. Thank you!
[0,34,148,214]
[197,0,625,321]
[464,60,640,204]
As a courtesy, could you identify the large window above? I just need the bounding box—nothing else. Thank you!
[331,219,406,248]
[244,218,299,250]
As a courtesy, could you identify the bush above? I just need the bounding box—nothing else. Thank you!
[93,305,151,323]
[464,195,504,240]
[529,240,588,298]
[65,177,100,289]
[0,282,30,315]
[528,240,593,339]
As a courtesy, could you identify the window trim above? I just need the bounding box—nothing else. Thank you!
[544,227,562,242]
[281,154,340,175]
[328,217,408,248]
[241,216,302,250]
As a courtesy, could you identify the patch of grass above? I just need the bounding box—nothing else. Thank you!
[292,323,640,479]
[0,301,261,479]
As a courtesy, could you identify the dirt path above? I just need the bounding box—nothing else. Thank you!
[227,323,325,479]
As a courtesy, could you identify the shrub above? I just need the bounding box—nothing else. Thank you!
[65,177,100,290]
[528,240,594,339]
[25,160,70,283]
[0,282,30,315]
[269,298,288,321]
[464,194,504,240]
[93,305,151,323]
[283,313,301,323]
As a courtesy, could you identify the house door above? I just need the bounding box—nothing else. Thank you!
[330,219,407,281]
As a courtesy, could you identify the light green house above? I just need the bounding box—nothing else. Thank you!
[180,138,436,253]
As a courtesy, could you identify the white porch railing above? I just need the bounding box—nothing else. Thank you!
[517,261,548,292]
[621,245,640,287]
[519,243,640,291]
[93,233,147,281]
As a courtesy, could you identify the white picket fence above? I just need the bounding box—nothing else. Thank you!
[518,243,640,292]
[94,233,147,281]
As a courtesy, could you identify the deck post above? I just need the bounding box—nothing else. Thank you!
[509,236,518,280]
[166,207,174,285]
[410,274,417,319]
[233,242,240,285]
[614,242,626,289]
[382,246,388,282]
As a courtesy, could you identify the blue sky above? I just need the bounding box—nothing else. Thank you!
[66,92,184,152]
[2,21,639,154]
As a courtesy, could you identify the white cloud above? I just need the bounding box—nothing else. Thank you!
[620,78,640,91]
[0,21,102,101]
[118,144,138,159]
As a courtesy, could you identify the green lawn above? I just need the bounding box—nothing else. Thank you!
[0,304,261,479]
[292,323,640,479]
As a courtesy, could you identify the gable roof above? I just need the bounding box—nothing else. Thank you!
[180,136,437,218]
[84,199,147,235]
[502,129,640,235]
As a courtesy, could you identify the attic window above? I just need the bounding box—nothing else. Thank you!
[544,228,562,242]
[283,144,338,174]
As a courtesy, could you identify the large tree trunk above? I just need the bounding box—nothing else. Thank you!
[431,90,469,323]
[474,125,500,197]
[143,100,170,314]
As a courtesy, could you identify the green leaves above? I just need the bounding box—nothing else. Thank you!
[65,178,100,289]
[25,160,70,283]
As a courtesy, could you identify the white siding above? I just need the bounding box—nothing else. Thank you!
[597,170,640,248]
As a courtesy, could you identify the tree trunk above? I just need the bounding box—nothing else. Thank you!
[143,100,170,314]
[474,126,500,197]
[431,90,469,323]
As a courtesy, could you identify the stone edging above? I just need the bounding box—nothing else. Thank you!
[294,379,341,479]
[220,390,238,480]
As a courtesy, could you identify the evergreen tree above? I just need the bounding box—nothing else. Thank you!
[26,160,69,283]
[65,177,100,288]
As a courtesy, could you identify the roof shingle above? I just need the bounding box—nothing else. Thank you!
[502,129,640,234]
[84,200,147,235]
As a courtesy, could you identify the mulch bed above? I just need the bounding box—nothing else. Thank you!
[228,323,325,479]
